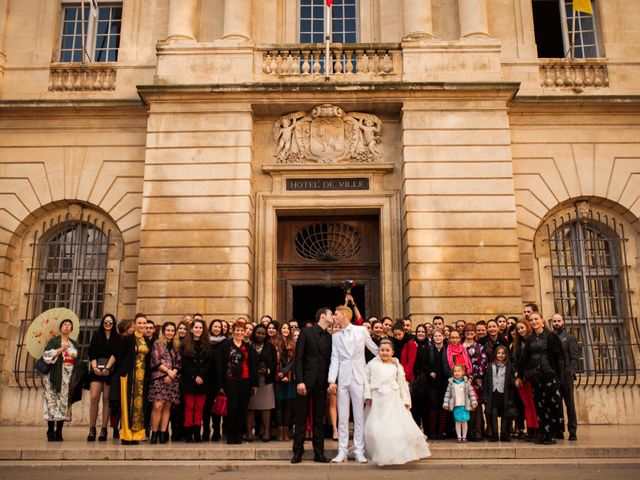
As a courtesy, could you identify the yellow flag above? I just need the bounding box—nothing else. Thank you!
[573,0,593,14]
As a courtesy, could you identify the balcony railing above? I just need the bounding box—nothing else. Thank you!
[257,43,402,81]
[49,63,117,92]
[539,58,609,89]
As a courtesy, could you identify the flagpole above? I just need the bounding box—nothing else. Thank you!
[325,2,332,79]
[571,8,577,60]
[81,0,86,64]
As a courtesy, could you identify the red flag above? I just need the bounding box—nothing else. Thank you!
[326,0,333,7]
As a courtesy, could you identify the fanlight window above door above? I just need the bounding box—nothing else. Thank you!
[295,223,361,261]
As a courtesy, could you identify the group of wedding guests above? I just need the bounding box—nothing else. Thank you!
[40,299,579,465]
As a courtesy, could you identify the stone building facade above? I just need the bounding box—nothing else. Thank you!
[0,0,639,424]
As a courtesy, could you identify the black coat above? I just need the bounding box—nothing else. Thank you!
[216,339,259,389]
[251,340,277,385]
[518,329,566,381]
[181,340,215,395]
[483,363,518,418]
[294,323,332,390]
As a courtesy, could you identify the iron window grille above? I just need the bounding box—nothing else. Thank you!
[545,205,639,387]
[295,223,361,261]
[13,212,111,388]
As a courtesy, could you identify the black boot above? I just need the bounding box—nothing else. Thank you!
[193,426,202,443]
[185,426,194,443]
[47,421,56,442]
[159,431,169,444]
[113,428,120,440]
[98,427,108,441]
[150,431,159,444]
[87,427,97,442]
[55,421,64,442]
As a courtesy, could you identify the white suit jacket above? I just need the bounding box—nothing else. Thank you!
[328,324,379,386]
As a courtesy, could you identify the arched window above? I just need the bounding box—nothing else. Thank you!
[532,0,601,58]
[14,210,113,388]
[39,222,109,321]
[299,0,358,43]
[546,205,635,382]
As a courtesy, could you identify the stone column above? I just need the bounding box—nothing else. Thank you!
[0,0,9,82]
[458,0,490,38]
[223,0,253,40]
[166,0,198,41]
[402,0,434,40]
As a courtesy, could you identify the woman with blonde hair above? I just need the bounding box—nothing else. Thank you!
[148,322,181,444]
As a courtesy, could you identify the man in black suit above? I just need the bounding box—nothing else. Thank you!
[291,307,334,464]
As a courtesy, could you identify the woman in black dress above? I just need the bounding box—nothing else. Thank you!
[87,313,120,441]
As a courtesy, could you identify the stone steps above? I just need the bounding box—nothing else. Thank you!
[2,441,639,461]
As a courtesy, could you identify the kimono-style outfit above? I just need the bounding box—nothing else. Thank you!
[112,332,149,443]
[43,336,79,422]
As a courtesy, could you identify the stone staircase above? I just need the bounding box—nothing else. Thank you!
[0,426,639,479]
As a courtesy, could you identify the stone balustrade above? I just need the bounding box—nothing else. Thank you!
[49,64,117,91]
[539,59,609,89]
[258,43,402,80]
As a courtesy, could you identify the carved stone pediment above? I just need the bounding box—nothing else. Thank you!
[272,104,382,164]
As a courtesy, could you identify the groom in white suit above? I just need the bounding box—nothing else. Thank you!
[328,304,379,463]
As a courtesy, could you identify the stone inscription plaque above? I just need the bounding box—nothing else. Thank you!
[286,178,370,191]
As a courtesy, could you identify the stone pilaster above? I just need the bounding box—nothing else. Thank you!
[402,0,434,40]
[0,0,8,90]
[401,92,521,322]
[165,0,198,42]
[223,0,253,40]
[458,0,490,38]
[137,99,254,322]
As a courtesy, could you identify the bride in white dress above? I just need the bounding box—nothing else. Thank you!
[364,339,431,466]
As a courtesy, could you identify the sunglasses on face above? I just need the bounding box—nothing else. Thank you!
[104,320,114,325]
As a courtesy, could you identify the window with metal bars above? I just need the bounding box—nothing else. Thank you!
[545,206,639,386]
[13,214,111,388]
[59,1,122,62]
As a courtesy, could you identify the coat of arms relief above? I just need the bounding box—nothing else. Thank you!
[273,104,382,164]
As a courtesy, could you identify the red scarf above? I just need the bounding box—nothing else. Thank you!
[446,343,472,375]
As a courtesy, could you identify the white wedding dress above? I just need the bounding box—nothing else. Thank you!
[364,361,431,466]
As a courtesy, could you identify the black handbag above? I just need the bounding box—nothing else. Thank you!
[34,356,51,375]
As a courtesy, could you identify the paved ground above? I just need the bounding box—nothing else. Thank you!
[0,425,638,479]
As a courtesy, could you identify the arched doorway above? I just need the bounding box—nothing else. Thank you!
[277,215,380,324]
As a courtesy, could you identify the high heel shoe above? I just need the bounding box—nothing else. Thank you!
[87,427,97,442]
[98,427,108,441]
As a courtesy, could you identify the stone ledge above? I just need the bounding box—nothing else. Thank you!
[262,163,395,175]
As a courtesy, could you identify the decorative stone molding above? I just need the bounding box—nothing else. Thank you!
[273,104,383,164]
[259,43,401,79]
[48,64,117,91]
[539,59,609,89]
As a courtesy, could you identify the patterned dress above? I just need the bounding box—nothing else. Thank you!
[43,341,78,421]
[149,342,181,404]
[464,341,488,402]
[120,333,149,441]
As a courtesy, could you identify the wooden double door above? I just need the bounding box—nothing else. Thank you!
[277,215,380,324]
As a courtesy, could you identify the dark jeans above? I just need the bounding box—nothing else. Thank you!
[559,376,577,435]
[293,384,327,457]
[224,378,252,442]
